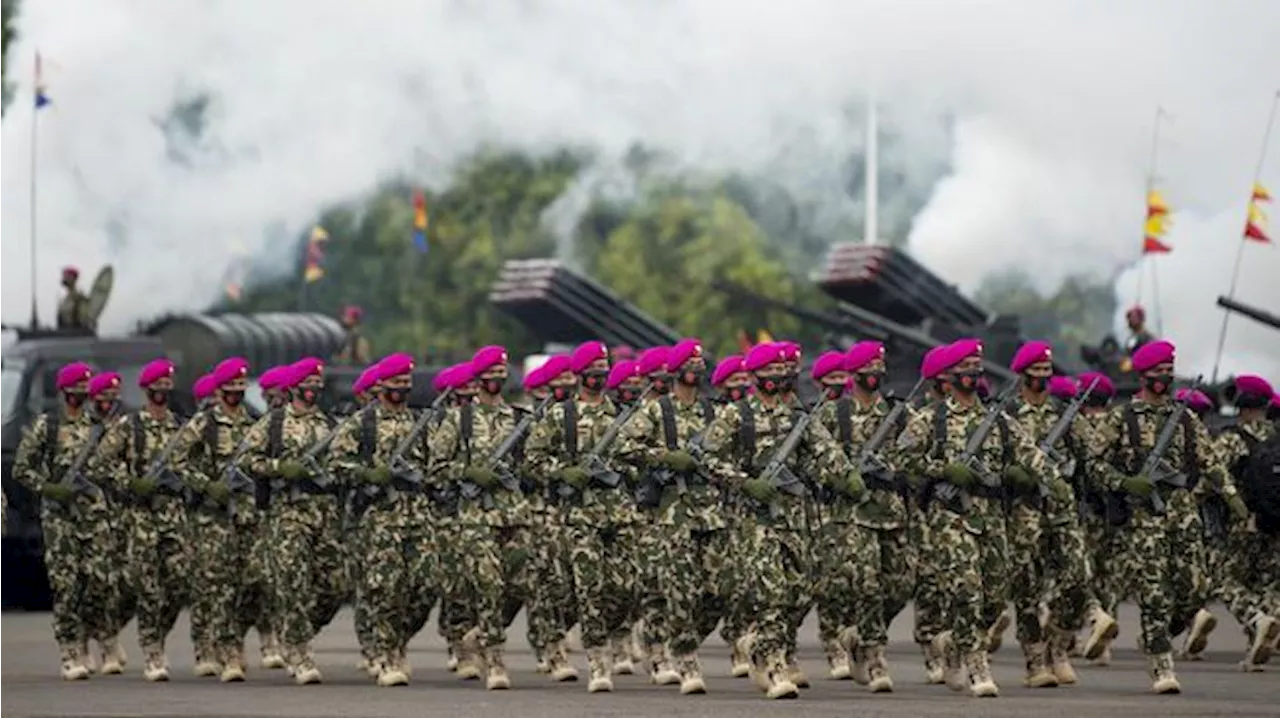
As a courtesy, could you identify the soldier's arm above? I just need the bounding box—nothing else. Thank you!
[804,415,852,488]
[1083,409,1128,493]
[88,416,131,492]
[1007,416,1061,485]
[523,404,566,477]
[700,405,749,489]
[426,409,461,485]
[239,414,276,478]
[614,402,662,470]
[896,407,944,479]
[169,411,214,493]
[12,415,51,493]
[1192,417,1241,502]
[328,419,365,478]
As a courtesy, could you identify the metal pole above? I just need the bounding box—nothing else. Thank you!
[864,86,878,246]
[29,52,41,330]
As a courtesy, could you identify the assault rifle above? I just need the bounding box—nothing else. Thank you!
[463,395,554,504]
[295,404,377,493]
[755,393,834,515]
[933,377,1020,509]
[222,432,262,521]
[140,416,196,499]
[1036,376,1100,505]
[58,423,107,500]
[642,423,714,506]
[1131,376,1201,515]
[361,388,454,500]
[856,377,926,489]
[557,386,651,499]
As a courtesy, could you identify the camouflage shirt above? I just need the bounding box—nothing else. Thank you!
[618,393,723,531]
[1214,418,1276,524]
[90,408,186,521]
[1007,397,1089,515]
[169,403,259,521]
[430,401,532,527]
[1086,398,1240,530]
[815,395,908,529]
[329,404,427,525]
[13,409,112,524]
[524,396,640,527]
[240,404,337,508]
[701,395,850,530]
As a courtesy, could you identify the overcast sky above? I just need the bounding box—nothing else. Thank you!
[3,0,1278,377]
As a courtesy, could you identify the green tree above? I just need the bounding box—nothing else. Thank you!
[975,269,1116,367]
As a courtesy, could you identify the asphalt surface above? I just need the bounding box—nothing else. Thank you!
[3,603,1278,717]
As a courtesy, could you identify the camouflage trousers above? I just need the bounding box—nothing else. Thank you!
[1166,517,1210,638]
[127,509,190,651]
[436,523,506,649]
[1040,512,1092,634]
[346,508,375,660]
[188,512,251,662]
[110,506,142,639]
[42,511,116,650]
[238,520,275,653]
[567,523,641,649]
[1112,522,1175,655]
[718,509,753,648]
[920,502,1009,654]
[734,522,810,665]
[498,525,560,653]
[267,505,348,662]
[357,507,437,661]
[814,520,883,650]
[535,513,578,642]
[396,518,443,653]
[662,526,730,656]
[1210,528,1280,626]
[861,524,916,646]
[635,516,672,648]
[911,506,945,646]
[1083,513,1125,615]
[1007,501,1048,644]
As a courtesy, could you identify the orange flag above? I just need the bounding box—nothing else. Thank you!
[1244,183,1272,243]
[1252,182,1272,202]
[1143,236,1172,254]
[1142,189,1173,254]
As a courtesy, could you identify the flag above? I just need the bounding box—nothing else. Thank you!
[756,329,775,344]
[34,52,52,109]
[412,189,429,253]
[1244,183,1271,243]
[1142,189,1173,254]
[303,225,329,282]
[1142,236,1172,254]
[1252,182,1272,202]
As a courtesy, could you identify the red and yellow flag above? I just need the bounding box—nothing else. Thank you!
[303,225,329,283]
[1244,182,1271,244]
[1142,189,1173,254]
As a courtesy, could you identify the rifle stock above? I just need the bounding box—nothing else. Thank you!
[1035,376,1100,499]
[59,424,107,499]
[1133,375,1203,515]
[856,378,926,479]
[556,385,651,498]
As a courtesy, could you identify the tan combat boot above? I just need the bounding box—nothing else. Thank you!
[966,650,999,697]
[142,647,169,682]
[485,646,511,690]
[455,629,483,680]
[534,645,550,674]
[676,652,706,695]
[292,650,323,685]
[547,640,580,682]
[261,633,286,670]
[764,653,799,700]
[824,638,852,680]
[99,637,126,675]
[866,645,894,693]
[1049,628,1078,684]
[219,645,246,682]
[377,653,409,687]
[60,644,90,681]
[1243,613,1280,670]
[587,647,614,693]
[1149,652,1181,694]
[920,640,945,684]
[648,642,681,685]
[1178,608,1216,660]
[445,641,459,672]
[987,611,1012,653]
[1082,605,1119,660]
[730,635,752,678]
[933,632,966,692]
[785,655,809,688]
[193,642,219,677]
[610,635,635,675]
[1021,641,1059,688]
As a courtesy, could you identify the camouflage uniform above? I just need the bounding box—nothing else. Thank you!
[169,403,258,675]
[815,395,915,686]
[89,409,189,669]
[13,410,117,673]
[1086,397,1245,683]
[701,395,850,690]
[619,394,724,687]
[240,404,343,679]
[1078,410,1125,624]
[525,396,642,688]
[330,404,434,681]
[898,395,1056,691]
[909,400,946,677]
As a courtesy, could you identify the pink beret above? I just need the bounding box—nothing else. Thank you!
[847,341,886,373]
[257,366,289,391]
[212,357,250,387]
[1048,375,1078,400]
[945,338,984,370]
[192,374,216,401]
[744,343,787,373]
[811,351,848,380]
[137,359,176,387]
[432,367,454,393]
[522,364,548,391]
[711,354,745,386]
[88,372,122,397]
[1131,339,1175,373]
[570,341,609,374]
[1234,374,1274,399]
[607,360,641,390]
[290,356,325,381]
[666,338,704,373]
[56,362,93,390]
[543,354,573,379]
[1176,388,1213,415]
[1076,372,1114,398]
[352,365,381,395]
[1011,341,1053,373]
[447,362,478,389]
[777,341,801,362]
[377,352,415,381]
[920,346,950,379]
[1272,393,1280,409]
[637,347,671,376]
[471,345,509,375]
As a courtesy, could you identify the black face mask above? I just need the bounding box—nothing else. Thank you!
[582,370,608,392]
[95,399,119,417]
[1144,374,1173,396]
[678,368,704,387]
[756,375,784,396]
[268,394,288,409]
[552,385,573,402]
[1236,393,1270,410]
[481,378,504,395]
[855,372,884,393]
[454,393,475,406]
[384,387,408,405]
[725,386,747,402]
[651,375,671,395]
[953,371,983,394]
[821,383,844,400]
[615,388,640,406]
[148,389,171,406]
[222,390,245,407]
[64,391,87,409]
[777,375,795,393]
[1084,394,1110,409]
[297,386,320,406]
[1025,375,1048,393]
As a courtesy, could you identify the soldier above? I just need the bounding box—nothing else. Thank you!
[240,357,342,684]
[1123,306,1156,358]
[833,340,914,692]
[346,362,383,676]
[1209,375,1280,669]
[12,362,115,679]
[249,366,292,672]
[620,338,721,694]
[259,366,292,410]
[89,372,123,423]
[1004,341,1091,688]
[192,374,216,411]
[169,357,258,681]
[701,342,857,700]
[525,340,644,694]
[88,359,187,681]
[1074,371,1122,666]
[1084,339,1249,693]
[56,266,94,331]
[609,360,645,408]
[899,338,1061,698]
[637,346,673,400]
[913,344,956,683]
[710,354,749,405]
[332,305,373,365]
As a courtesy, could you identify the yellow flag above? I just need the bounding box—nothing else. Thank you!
[756,329,775,344]
[1144,214,1171,238]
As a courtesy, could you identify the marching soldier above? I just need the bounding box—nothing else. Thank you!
[56,266,94,331]
[700,342,856,700]
[710,354,749,405]
[12,362,116,680]
[1074,372,1122,666]
[259,366,292,410]
[345,361,384,676]
[912,345,956,683]
[1084,340,1249,693]
[169,357,258,681]
[88,359,188,681]
[83,372,130,674]
[192,374,216,411]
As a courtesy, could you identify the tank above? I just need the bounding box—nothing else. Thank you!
[1217,295,1280,332]
[141,312,346,389]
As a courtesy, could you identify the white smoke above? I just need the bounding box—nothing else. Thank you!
[3,0,1278,377]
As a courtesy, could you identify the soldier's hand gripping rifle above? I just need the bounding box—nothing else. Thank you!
[856,377,927,489]
[58,424,107,500]
[1130,376,1201,515]
[140,418,197,499]
[1036,377,1100,500]
[934,377,1020,508]
[755,393,835,515]
[557,387,651,499]
[296,403,378,492]
[462,395,555,503]
[221,432,263,521]
[374,388,454,495]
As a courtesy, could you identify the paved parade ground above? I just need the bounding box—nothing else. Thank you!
[3,603,1278,718]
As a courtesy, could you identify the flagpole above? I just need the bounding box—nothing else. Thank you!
[29,51,42,330]
[1145,106,1167,337]
[1209,89,1280,384]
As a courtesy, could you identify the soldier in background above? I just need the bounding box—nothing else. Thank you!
[1124,306,1156,359]
[333,306,373,365]
[57,266,94,332]
[1074,371,1123,667]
